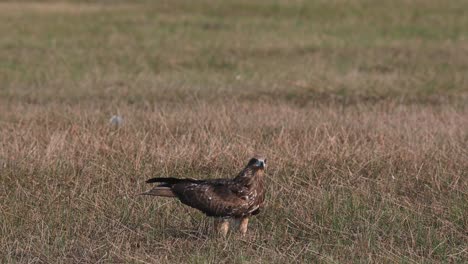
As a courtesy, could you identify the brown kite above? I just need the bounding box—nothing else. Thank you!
[142,156,266,236]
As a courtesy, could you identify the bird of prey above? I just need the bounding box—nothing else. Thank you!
[142,156,266,236]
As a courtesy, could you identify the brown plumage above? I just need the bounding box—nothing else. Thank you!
[141,156,266,236]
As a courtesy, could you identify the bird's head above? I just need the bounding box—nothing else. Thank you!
[235,156,267,182]
[246,156,266,171]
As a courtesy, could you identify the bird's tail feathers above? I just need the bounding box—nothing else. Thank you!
[142,177,198,196]
[145,177,198,186]
[146,177,181,184]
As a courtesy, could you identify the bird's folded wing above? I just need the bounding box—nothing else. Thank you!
[173,183,249,217]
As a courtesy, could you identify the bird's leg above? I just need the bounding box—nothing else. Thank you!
[238,217,249,235]
[215,218,229,237]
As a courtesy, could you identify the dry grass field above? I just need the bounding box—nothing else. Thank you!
[1,1,467,263]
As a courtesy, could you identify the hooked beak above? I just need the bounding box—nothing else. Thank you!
[258,159,266,169]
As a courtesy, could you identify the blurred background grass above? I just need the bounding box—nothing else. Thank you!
[1,0,467,104]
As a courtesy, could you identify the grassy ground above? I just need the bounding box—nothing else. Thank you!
[1,1,467,263]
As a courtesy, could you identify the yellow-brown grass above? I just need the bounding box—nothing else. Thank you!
[1,101,466,262]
